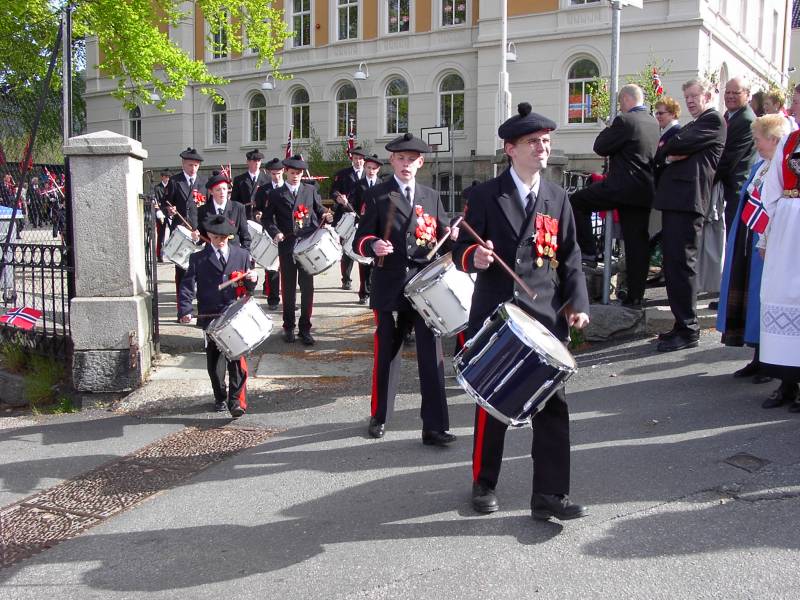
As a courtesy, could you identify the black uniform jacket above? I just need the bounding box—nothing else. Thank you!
[331,166,365,225]
[178,243,255,330]
[231,171,270,217]
[452,169,589,342]
[163,173,204,231]
[197,200,251,249]
[714,105,756,203]
[353,178,450,312]
[653,124,681,186]
[593,107,660,206]
[653,108,726,215]
[252,180,283,216]
[261,182,327,256]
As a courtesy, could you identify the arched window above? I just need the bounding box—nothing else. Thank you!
[438,73,464,131]
[336,84,357,138]
[212,101,227,145]
[567,58,600,124]
[129,106,142,142]
[249,94,267,142]
[385,77,409,135]
[291,88,310,139]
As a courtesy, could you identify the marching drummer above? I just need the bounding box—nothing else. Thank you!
[332,146,367,291]
[452,103,591,521]
[254,157,286,310]
[352,133,457,446]
[231,148,269,221]
[178,214,258,418]
[350,154,384,305]
[198,170,251,249]
[261,154,332,346]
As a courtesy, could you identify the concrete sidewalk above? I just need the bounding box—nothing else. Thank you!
[1,262,798,599]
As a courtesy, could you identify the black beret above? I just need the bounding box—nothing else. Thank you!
[246,149,264,161]
[205,170,231,190]
[204,214,236,236]
[498,103,557,141]
[160,170,171,177]
[349,146,366,157]
[282,154,308,170]
[179,147,204,162]
[385,132,431,154]
[364,153,384,166]
[264,157,283,170]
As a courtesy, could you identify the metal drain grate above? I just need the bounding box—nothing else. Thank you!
[0,425,276,568]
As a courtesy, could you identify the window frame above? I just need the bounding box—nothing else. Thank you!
[336,83,358,139]
[208,12,230,61]
[249,93,268,143]
[437,73,465,132]
[336,0,360,41]
[565,58,600,126]
[385,0,412,35]
[385,77,409,136]
[211,101,228,146]
[129,106,142,142]
[440,0,468,28]
[291,0,313,48]
[291,87,311,141]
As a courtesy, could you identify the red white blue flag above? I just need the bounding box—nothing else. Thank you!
[741,187,770,234]
[0,306,43,331]
[347,120,356,158]
[652,68,664,97]
[285,128,293,159]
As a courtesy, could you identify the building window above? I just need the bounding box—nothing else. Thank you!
[567,58,599,124]
[292,0,311,47]
[212,101,227,145]
[387,0,410,34]
[569,0,601,5]
[250,94,267,142]
[129,106,142,142]
[438,73,464,131]
[292,88,310,140]
[385,77,409,135]
[441,1,466,27]
[211,13,228,59]
[338,0,359,41]
[336,84,357,138]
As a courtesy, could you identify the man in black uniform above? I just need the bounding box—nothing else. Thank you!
[332,146,366,290]
[261,155,332,345]
[197,171,251,249]
[453,103,590,521]
[569,84,660,307]
[353,133,457,446]
[253,157,285,309]
[178,214,257,417]
[231,149,269,221]
[151,170,171,262]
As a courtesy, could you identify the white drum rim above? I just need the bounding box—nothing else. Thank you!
[500,303,576,370]
[405,253,453,292]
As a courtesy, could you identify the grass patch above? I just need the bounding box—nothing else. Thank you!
[0,334,29,373]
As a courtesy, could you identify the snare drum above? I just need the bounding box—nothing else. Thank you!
[163,225,203,270]
[404,253,474,336]
[247,220,280,271]
[334,211,358,240]
[343,230,373,265]
[293,227,342,275]
[454,302,577,427]
[206,296,274,360]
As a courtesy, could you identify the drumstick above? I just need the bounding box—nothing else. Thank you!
[218,270,253,291]
[425,216,463,261]
[459,219,537,301]
[376,195,398,267]
[164,200,212,245]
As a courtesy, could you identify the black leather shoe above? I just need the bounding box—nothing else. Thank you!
[229,405,245,419]
[213,400,226,412]
[531,493,588,521]
[268,303,280,311]
[422,430,457,446]
[657,333,699,352]
[283,329,296,343]
[368,417,385,439]
[299,331,315,346]
[403,332,414,347]
[622,297,644,308]
[472,483,499,514]
[357,296,367,305]
[708,300,719,310]
[762,383,798,408]
[657,327,679,341]
[341,282,352,290]
[752,374,773,385]
[788,400,800,413]
[733,361,760,378]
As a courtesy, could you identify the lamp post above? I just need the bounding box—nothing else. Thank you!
[354,62,369,80]
[62,4,73,142]
[494,0,511,177]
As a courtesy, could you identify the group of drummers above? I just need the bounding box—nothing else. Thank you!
[157,102,593,523]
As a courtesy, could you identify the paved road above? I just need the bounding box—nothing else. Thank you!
[1,263,798,599]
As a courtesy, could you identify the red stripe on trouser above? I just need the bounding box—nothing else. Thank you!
[370,310,380,416]
[237,356,248,410]
[264,273,271,295]
[473,406,489,482]
[457,332,465,351]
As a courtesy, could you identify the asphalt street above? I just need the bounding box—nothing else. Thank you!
[1,262,798,599]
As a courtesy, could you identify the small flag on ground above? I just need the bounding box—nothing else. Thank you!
[0,306,43,330]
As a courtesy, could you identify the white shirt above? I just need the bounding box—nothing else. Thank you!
[184,173,195,186]
[212,201,227,214]
[366,178,378,187]
[393,176,415,205]
[270,178,283,189]
[247,170,259,182]
[508,166,540,211]
[287,183,300,196]
[217,245,229,263]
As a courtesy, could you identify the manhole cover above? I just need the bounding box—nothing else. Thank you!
[724,452,770,473]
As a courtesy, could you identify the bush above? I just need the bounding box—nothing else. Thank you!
[0,334,28,373]
[23,354,68,411]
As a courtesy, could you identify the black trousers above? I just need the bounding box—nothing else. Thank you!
[206,337,248,410]
[174,266,186,310]
[280,255,314,333]
[263,269,280,305]
[660,209,704,333]
[370,309,449,432]
[340,254,354,285]
[472,387,570,496]
[571,185,652,302]
[358,263,372,299]
[155,219,166,260]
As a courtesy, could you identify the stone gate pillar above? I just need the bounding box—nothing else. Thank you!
[64,130,152,391]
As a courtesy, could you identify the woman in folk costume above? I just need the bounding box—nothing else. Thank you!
[717,115,790,384]
[756,116,800,411]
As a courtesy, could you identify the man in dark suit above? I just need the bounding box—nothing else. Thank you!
[654,78,726,351]
[716,77,757,234]
[570,84,660,306]
[231,149,269,221]
[163,148,205,312]
[178,214,257,417]
[253,157,285,310]
[452,103,590,521]
[151,170,171,261]
[353,133,457,447]
[197,171,250,249]
[332,146,367,290]
[261,155,332,345]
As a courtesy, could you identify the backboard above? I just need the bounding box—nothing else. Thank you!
[420,126,450,153]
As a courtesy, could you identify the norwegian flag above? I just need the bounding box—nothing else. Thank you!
[285,128,293,159]
[652,68,664,97]
[19,138,34,174]
[741,187,769,233]
[346,120,356,158]
[0,306,43,331]
[43,167,64,198]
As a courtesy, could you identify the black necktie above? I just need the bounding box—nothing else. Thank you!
[525,191,535,218]
[405,186,413,206]
[188,177,194,187]
[217,208,224,215]
[369,180,374,187]
[218,250,226,269]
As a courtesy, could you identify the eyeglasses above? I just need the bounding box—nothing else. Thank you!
[517,137,551,147]
[654,111,669,116]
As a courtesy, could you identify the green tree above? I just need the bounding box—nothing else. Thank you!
[587,57,673,123]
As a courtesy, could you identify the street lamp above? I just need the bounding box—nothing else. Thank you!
[506,42,517,63]
[261,74,277,91]
[354,62,369,80]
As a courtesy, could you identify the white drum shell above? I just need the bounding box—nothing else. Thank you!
[247,220,280,271]
[404,253,474,337]
[343,231,373,265]
[163,225,203,270]
[293,228,343,275]
[334,212,357,240]
[207,297,274,360]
